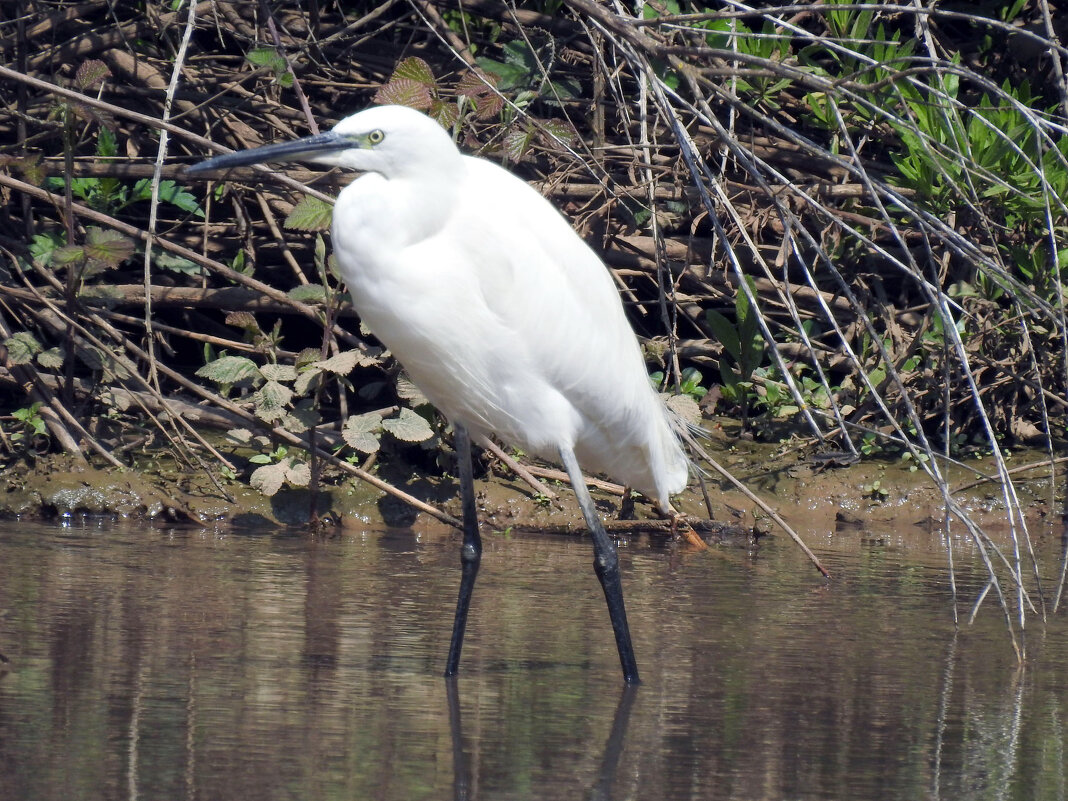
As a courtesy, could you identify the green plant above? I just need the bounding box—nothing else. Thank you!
[706,279,765,422]
[859,432,885,456]
[197,343,435,496]
[372,55,577,163]
[901,449,929,472]
[862,479,889,500]
[10,402,47,445]
[246,47,294,88]
[44,124,203,220]
[374,57,466,126]
[477,39,580,109]
[649,366,707,400]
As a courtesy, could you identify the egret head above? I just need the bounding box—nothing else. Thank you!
[185,105,459,179]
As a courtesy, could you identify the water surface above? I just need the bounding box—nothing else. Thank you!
[0,518,1064,800]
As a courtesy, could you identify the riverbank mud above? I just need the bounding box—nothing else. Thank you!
[0,420,1056,549]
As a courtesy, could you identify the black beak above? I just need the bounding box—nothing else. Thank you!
[185,130,347,175]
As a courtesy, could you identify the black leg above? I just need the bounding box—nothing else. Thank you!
[591,684,639,799]
[559,446,641,684]
[445,423,482,677]
[444,677,471,801]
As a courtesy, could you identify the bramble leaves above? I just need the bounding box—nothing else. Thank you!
[285,196,334,231]
[376,78,434,110]
[288,283,329,303]
[314,350,360,375]
[457,70,503,119]
[225,311,259,331]
[382,407,433,442]
[251,455,309,496]
[343,412,383,454]
[246,47,293,87]
[259,363,298,382]
[375,57,436,111]
[394,56,436,85]
[252,381,293,421]
[396,375,428,406]
[665,393,702,426]
[503,127,534,162]
[75,60,111,91]
[131,179,205,218]
[4,332,42,365]
[83,227,135,269]
[196,355,261,385]
[37,348,65,370]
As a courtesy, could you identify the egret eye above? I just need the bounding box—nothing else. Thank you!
[367,129,385,145]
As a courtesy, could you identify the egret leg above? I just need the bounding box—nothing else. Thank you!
[559,446,641,684]
[445,423,482,677]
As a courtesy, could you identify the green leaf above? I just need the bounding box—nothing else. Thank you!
[282,456,311,487]
[252,380,293,421]
[288,283,328,304]
[246,47,287,73]
[396,375,428,406]
[29,232,64,264]
[14,403,46,436]
[4,332,42,365]
[501,40,537,71]
[293,366,322,396]
[153,251,203,275]
[373,78,433,110]
[250,461,286,496]
[284,196,333,231]
[231,249,250,275]
[719,357,740,391]
[392,56,436,86]
[476,58,530,91]
[344,411,382,433]
[259,363,297,382]
[314,234,327,275]
[284,401,320,434]
[382,407,434,442]
[503,128,534,162]
[97,126,117,158]
[665,392,702,425]
[36,347,65,370]
[75,59,111,91]
[83,227,135,268]
[12,402,40,422]
[343,412,383,454]
[541,119,577,147]
[52,245,86,266]
[314,350,359,375]
[227,428,254,444]
[196,355,261,385]
[706,309,741,363]
[155,180,205,217]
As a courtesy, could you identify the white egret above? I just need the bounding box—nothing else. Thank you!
[186,105,688,684]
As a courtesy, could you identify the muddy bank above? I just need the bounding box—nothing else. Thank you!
[0,421,1056,549]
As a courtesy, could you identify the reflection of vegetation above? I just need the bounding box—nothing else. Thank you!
[1,524,1064,797]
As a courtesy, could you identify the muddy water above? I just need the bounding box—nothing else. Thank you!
[0,518,1064,801]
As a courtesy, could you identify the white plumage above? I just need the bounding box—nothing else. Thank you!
[188,104,689,683]
[326,106,688,509]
